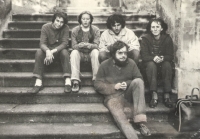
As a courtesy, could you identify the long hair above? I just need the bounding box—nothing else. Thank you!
[110,41,128,58]
[146,18,168,34]
[52,12,68,25]
[78,11,94,25]
[106,14,125,29]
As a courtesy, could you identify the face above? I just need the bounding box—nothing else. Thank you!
[81,14,91,28]
[150,21,163,36]
[53,16,64,29]
[111,22,122,35]
[115,46,128,62]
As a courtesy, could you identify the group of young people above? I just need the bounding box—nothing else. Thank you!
[27,11,174,139]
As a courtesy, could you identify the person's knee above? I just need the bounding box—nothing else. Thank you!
[60,49,69,58]
[91,49,99,58]
[129,50,140,63]
[146,61,156,69]
[35,49,45,58]
[99,51,109,63]
[70,50,79,58]
[131,78,144,86]
[162,61,172,69]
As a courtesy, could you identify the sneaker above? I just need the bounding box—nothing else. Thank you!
[27,86,43,94]
[64,85,71,93]
[72,80,80,93]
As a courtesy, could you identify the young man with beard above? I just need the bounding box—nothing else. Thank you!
[98,13,140,64]
[28,12,71,94]
[94,41,151,139]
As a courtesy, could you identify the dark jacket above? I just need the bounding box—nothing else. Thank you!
[140,33,174,62]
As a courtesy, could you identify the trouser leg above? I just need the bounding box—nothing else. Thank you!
[128,49,140,65]
[90,49,100,81]
[98,51,110,63]
[33,49,46,79]
[161,61,172,92]
[145,61,157,91]
[70,50,81,82]
[124,78,147,123]
[105,96,138,139]
[59,49,71,78]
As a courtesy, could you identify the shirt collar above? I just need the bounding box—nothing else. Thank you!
[108,27,127,36]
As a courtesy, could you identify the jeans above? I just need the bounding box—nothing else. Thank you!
[70,49,100,81]
[99,49,140,64]
[33,49,71,79]
[144,61,172,92]
[104,78,147,139]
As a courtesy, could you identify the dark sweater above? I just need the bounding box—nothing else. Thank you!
[140,33,174,62]
[94,58,142,97]
[40,23,69,53]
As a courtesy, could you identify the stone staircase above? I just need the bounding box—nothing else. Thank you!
[0,12,192,139]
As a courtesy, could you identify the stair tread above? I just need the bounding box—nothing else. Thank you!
[0,72,92,78]
[0,103,109,114]
[0,122,120,135]
[0,121,190,137]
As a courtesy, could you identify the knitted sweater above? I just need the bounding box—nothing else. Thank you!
[40,22,69,52]
[94,58,142,97]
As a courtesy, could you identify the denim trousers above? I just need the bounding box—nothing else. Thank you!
[33,49,71,79]
[104,78,147,139]
[70,49,100,81]
[144,61,172,92]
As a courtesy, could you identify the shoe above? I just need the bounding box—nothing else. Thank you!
[139,123,151,136]
[164,98,173,108]
[149,91,158,108]
[64,85,71,93]
[27,86,43,94]
[149,99,158,108]
[72,80,80,93]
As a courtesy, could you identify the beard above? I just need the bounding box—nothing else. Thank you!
[114,56,128,67]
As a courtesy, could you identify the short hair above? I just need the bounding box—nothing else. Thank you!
[52,12,68,25]
[110,41,128,58]
[78,11,94,24]
[146,18,168,34]
[106,14,125,29]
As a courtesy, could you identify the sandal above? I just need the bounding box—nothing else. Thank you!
[72,80,80,93]
[139,123,151,136]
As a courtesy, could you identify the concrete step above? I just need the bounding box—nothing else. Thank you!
[12,13,155,22]
[8,21,148,30]
[0,122,193,139]
[0,87,103,104]
[0,103,113,124]
[0,87,177,104]
[0,122,124,139]
[3,29,145,38]
[0,59,91,72]
[0,72,93,87]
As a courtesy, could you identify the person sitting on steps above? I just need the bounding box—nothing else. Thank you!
[140,18,174,108]
[98,13,140,64]
[94,41,151,139]
[28,11,71,94]
[70,11,100,93]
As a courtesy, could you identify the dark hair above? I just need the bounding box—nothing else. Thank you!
[146,18,168,34]
[52,12,68,25]
[78,11,94,24]
[110,41,128,58]
[106,13,125,29]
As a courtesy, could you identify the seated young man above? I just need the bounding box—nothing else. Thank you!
[28,12,71,94]
[94,41,151,139]
[98,13,140,64]
[70,11,100,93]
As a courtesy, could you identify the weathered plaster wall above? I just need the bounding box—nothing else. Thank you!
[0,0,12,38]
[157,0,200,98]
[12,0,156,14]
